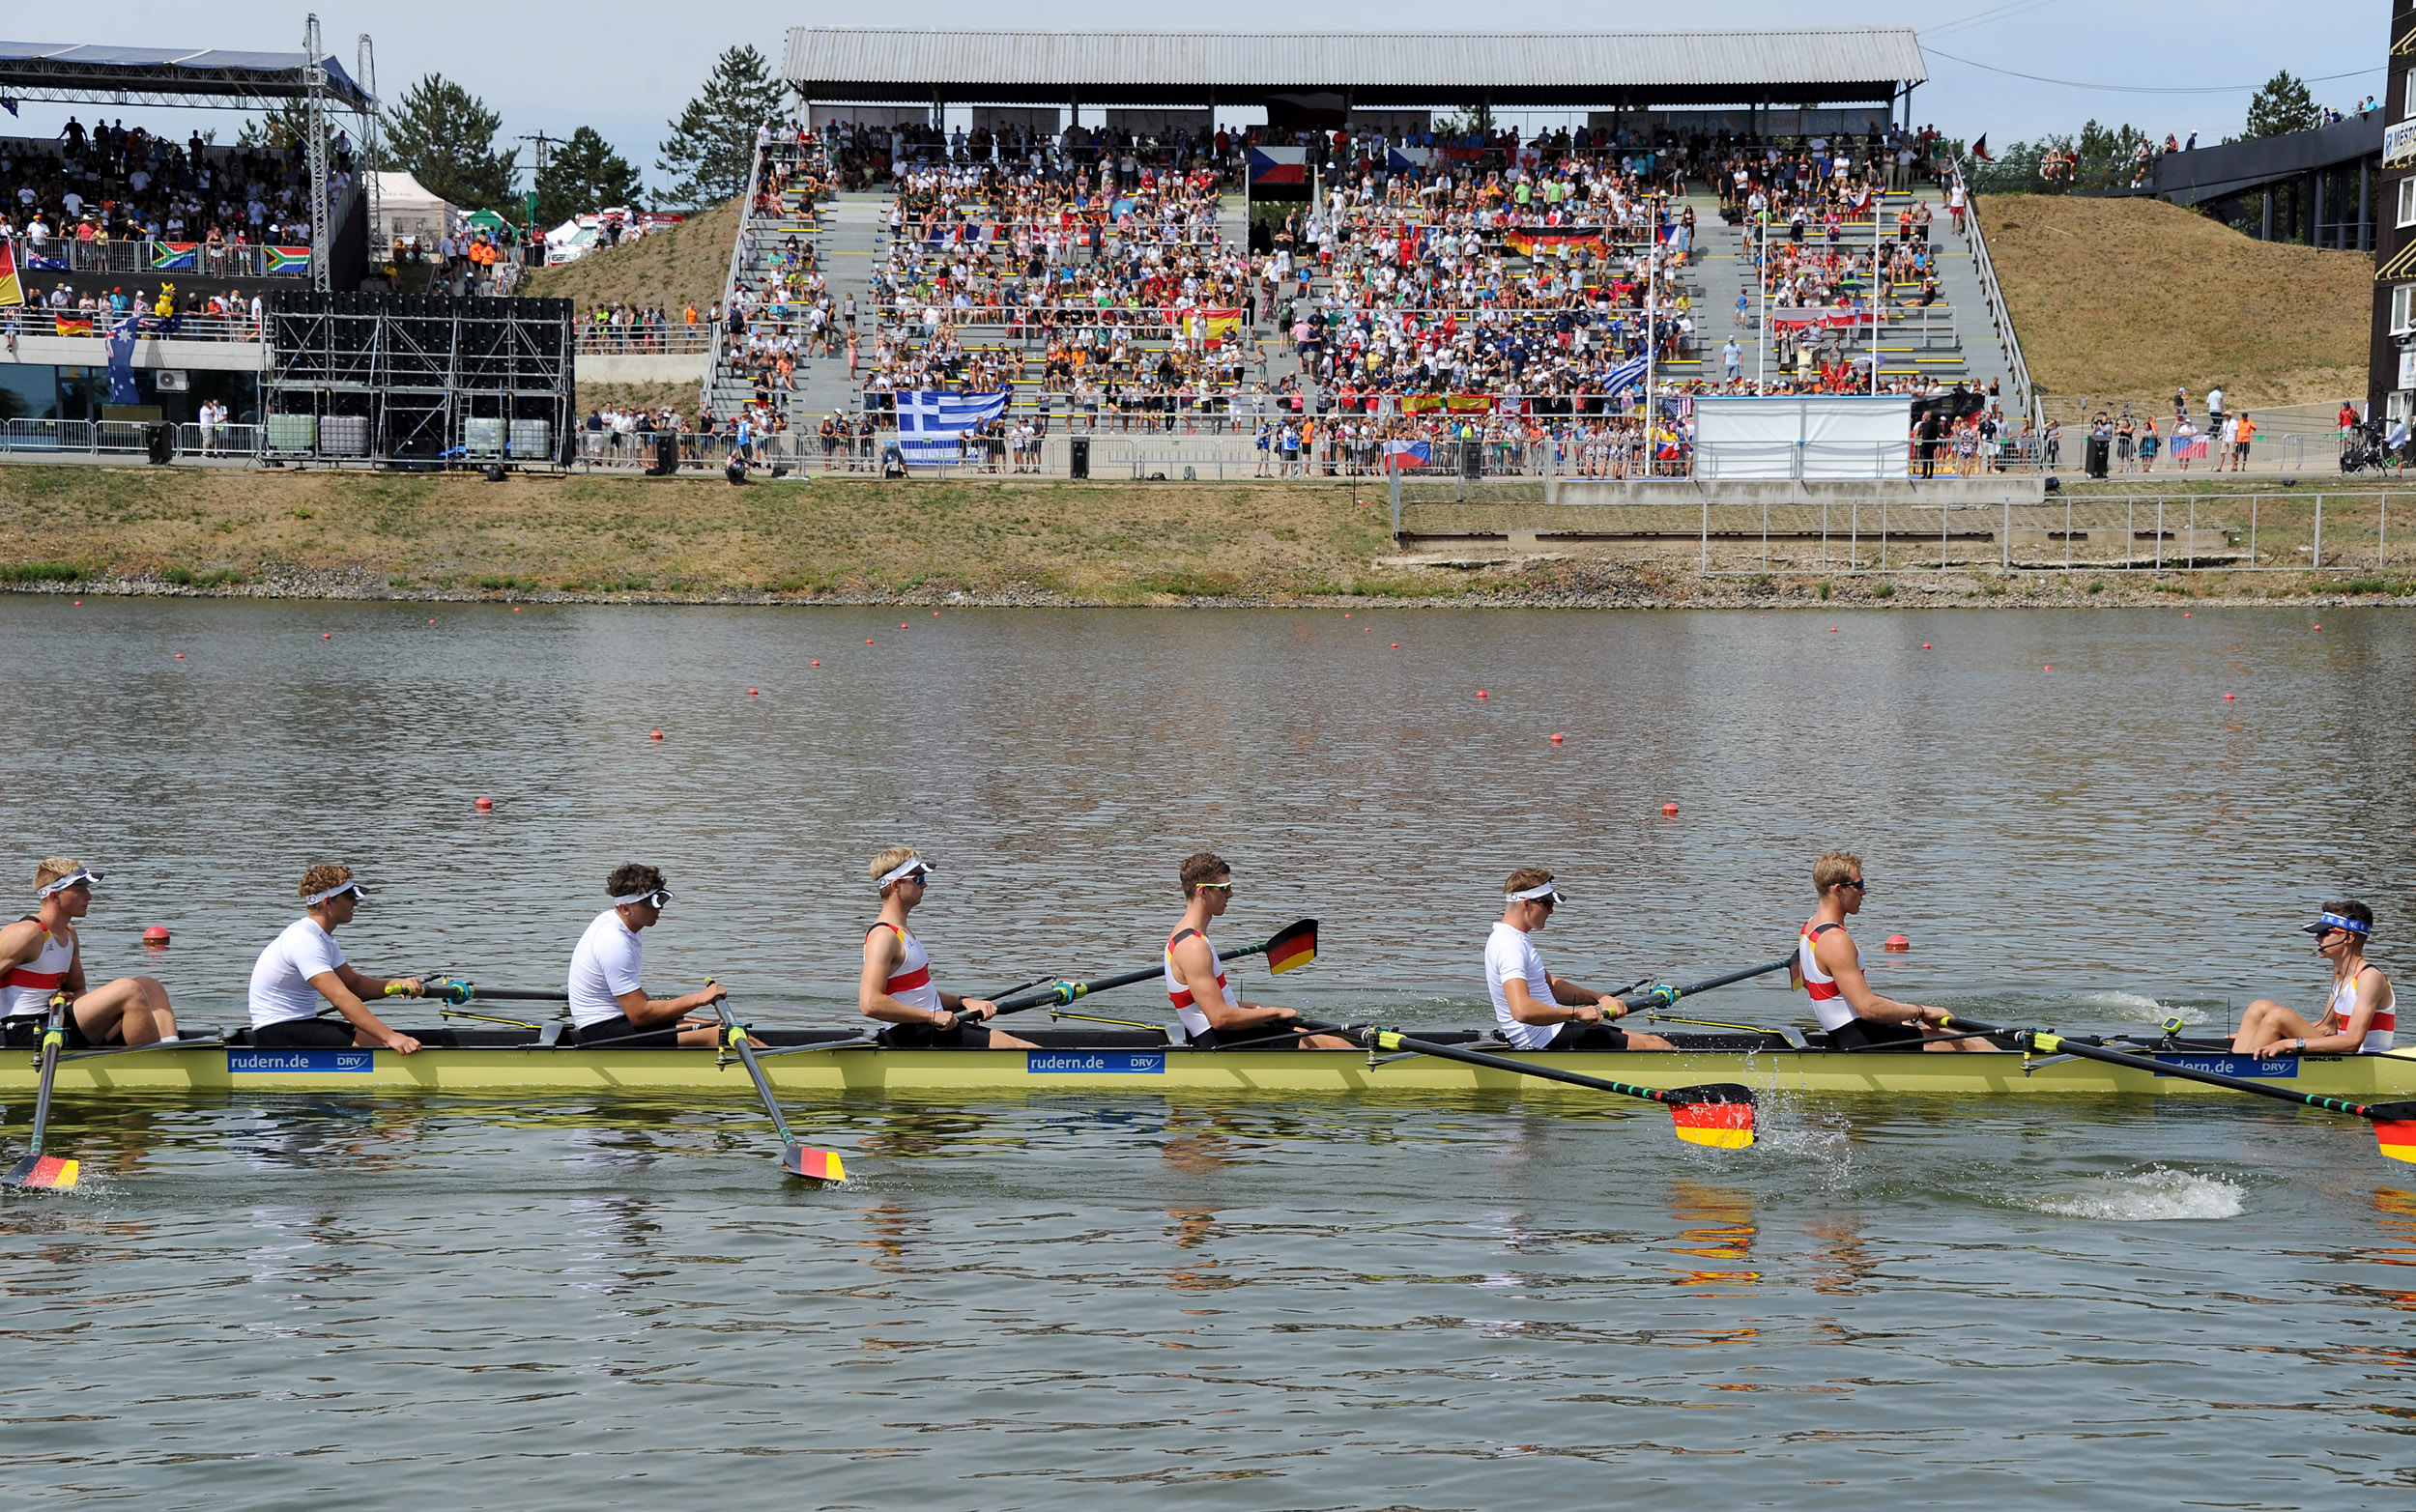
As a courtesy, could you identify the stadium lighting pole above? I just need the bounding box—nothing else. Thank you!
[302,14,331,294]
[1755,211,1767,393]
[1870,176,1883,396]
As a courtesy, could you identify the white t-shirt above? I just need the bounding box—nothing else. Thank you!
[1484,921,1561,1050]
[248,917,345,1028]
[567,908,644,1027]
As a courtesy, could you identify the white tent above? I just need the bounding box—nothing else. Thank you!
[371,172,452,248]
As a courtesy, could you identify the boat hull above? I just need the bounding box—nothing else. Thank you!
[13,1041,2416,1099]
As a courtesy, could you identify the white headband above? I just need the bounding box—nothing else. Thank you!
[302,880,365,906]
[36,868,100,899]
[612,888,670,906]
[877,857,933,891]
[1507,881,1563,903]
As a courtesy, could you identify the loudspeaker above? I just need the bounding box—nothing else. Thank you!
[144,422,175,466]
[1068,436,1090,480]
[653,435,678,475]
[483,464,507,483]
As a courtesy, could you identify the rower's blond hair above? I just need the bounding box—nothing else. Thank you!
[298,863,353,899]
[869,846,921,891]
[1505,867,1555,895]
[1813,851,1862,898]
[32,858,82,892]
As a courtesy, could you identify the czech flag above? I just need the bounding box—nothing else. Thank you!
[1248,147,1307,185]
[1382,439,1431,470]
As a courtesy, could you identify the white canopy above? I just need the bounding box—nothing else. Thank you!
[371,171,451,244]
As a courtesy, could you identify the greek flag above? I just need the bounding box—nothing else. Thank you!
[1600,352,1650,398]
[894,389,1008,465]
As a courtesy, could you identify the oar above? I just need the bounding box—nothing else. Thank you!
[704,984,848,1184]
[1935,1012,2416,1163]
[3,993,80,1191]
[1629,956,1798,1008]
[418,978,570,1005]
[987,919,1317,1019]
[1317,1019,1758,1149]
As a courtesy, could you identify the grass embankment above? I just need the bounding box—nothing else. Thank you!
[0,466,1407,602]
[518,199,739,314]
[1980,195,2370,407]
[3,467,2411,606]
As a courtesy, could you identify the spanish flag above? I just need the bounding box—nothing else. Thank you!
[0,239,19,307]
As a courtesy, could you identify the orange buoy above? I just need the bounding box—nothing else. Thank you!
[474,796,493,811]
[1662,802,1680,816]
[142,926,170,947]
[649,729,663,740]
[1884,934,1911,953]
[1550,732,1565,744]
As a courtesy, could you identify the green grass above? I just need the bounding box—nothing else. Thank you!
[0,561,84,583]
[160,566,243,588]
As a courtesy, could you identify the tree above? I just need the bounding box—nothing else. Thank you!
[534,128,643,226]
[657,45,784,208]
[2245,71,2321,139]
[385,72,515,212]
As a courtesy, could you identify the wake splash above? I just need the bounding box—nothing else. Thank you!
[2015,1167,2245,1221]
[2071,990,2209,1026]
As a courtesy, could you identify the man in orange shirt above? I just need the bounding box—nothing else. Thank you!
[2229,412,2255,471]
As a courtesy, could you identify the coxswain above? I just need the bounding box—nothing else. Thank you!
[0,860,179,1048]
[1798,851,1993,1051]
[859,848,1034,1048]
[566,864,727,1047]
[245,865,423,1051]
[1486,869,1672,1050]
[2230,901,2396,1059]
[1165,852,1350,1049]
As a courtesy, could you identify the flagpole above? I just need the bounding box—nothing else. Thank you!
[1754,210,1767,394]
[1644,221,1655,470]
[1870,176,1883,397]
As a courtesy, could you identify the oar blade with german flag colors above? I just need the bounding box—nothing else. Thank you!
[2369,1107,2416,1163]
[1263,918,1317,975]
[1667,1085,1759,1150]
[1,1152,79,1191]
[782,1144,848,1183]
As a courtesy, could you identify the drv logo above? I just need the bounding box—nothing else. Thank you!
[1025,1050,1165,1074]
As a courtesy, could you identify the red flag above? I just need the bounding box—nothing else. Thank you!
[1971,135,1993,162]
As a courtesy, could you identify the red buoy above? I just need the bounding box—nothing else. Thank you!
[811,660,820,667]
[174,652,184,658]
[2314,624,2323,631]
[429,618,436,623]
[2225,692,2235,700]
[649,729,663,740]
[1662,802,1680,816]
[474,796,494,811]
[748,688,759,696]
[901,622,909,629]
[1550,732,1565,744]
[1344,613,1352,618]
[1476,690,1488,699]
[2043,664,2052,671]
[1920,642,1931,649]
[2183,612,2192,617]
[1884,934,1911,953]
[142,926,170,947]
[1390,642,1398,648]
[323,632,332,640]
[867,639,875,644]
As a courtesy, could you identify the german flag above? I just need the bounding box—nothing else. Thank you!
[54,315,93,335]
[1669,1098,1756,1150]
[1264,920,1317,975]
[2374,1119,2416,1163]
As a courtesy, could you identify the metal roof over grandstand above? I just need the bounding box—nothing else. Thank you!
[785,26,1927,108]
[0,41,374,111]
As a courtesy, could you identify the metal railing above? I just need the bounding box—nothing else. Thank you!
[573,326,712,356]
[1,418,262,457]
[3,310,266,342]
[703,137,779,416]
[1955,169,2037,426]
[5,236,312,280]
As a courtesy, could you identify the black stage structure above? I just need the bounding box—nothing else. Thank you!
[263,293,574,470]
[785,26,1927,123]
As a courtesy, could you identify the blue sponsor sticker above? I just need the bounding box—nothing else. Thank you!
[2153,1053,2296,1079]
[226,1048,375,1074]
[1025,1049,1165,1075]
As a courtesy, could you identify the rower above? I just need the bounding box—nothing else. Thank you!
[1165,852,1350,1049]
[566,864,726,1047]
[1798,851,1991,1050]
[858,847,1034,1048]
[245,865,423,1052]
[2231,901,2397,1059]
[1486,869,1672,1050]
[0,860,179,1049]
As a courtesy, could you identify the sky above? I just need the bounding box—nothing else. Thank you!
[3,1,2392,196]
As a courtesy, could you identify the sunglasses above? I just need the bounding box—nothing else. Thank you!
[635,889,673,908]
[1194,881,1234,894]
[1841,877,1870,892]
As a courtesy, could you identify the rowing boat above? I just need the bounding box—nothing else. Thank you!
[11,1027,2416,1100]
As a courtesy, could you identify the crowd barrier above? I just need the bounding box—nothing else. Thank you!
[4,238,312,280]
[0,418,261,457]
[4,311,264,342]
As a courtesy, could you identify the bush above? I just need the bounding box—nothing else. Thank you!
[1815,581,1831,600]
[0,561,85,584]
[1871,580,1894,599]
[2087,579,2106,594]
[161,566,242,588]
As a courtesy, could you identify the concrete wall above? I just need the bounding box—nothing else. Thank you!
[579,353,708,385]
[1553,476,2046,508]
[1,336,264,373]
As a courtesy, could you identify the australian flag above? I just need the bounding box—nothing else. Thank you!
[893,389,1008,465]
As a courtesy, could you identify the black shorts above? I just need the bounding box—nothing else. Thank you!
[2,1013,96,1050]
[877,1019,993,1049]
[1826,1018,1927,1050]
[571,1015,684,1049]
[1540,1022,1630,1051]
[252,1018,358,1049]
[1191,1024,1311,1050]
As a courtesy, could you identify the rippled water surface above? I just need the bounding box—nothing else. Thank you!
[4,600,2414,1508]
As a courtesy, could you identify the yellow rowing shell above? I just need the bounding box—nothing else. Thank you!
[11,1041,2416,1099]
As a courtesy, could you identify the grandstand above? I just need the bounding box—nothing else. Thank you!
[664,26,2031,477]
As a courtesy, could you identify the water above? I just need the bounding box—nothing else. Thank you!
[4,600,2414,1508]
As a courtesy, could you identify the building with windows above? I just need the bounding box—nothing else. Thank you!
[2372,1,2416,426]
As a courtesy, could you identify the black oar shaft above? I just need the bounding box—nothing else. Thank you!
[712,997,799,1148]
[1307,1020,1697,1108]
[1653,956,1797,1001]
[1942,1014,2403,1121]
[990,928,1294,1018]
[25,998,64,1160]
